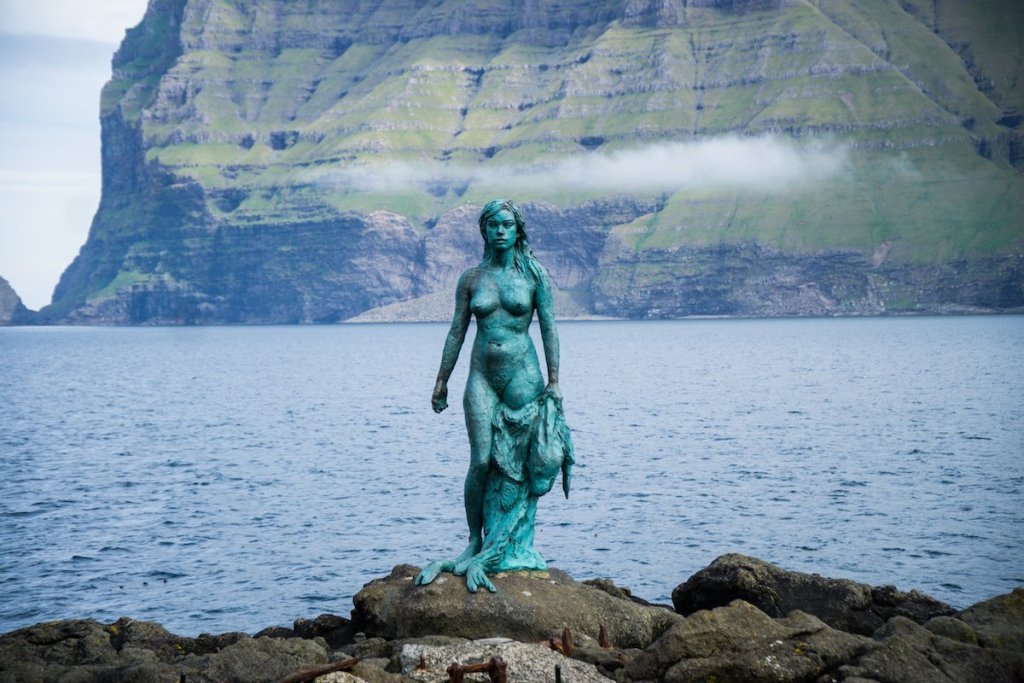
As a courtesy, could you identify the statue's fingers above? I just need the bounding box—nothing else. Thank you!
[416,561,442,585]
[465,565,496,593]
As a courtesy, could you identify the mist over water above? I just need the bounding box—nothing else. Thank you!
[1,317,1021,636]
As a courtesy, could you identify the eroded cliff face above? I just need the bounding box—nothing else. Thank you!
[40,0,1024,323]
[0,276,32,325]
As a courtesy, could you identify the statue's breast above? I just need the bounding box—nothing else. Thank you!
[470,283,501,317]
[498,279,533,316]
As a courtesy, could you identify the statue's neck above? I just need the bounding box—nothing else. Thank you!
[488,247,515,269]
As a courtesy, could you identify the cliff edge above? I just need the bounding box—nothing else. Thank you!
[38,0,1024,323]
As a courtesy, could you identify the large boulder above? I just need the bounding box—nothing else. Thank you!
[673,553,954,635]
[624,600,872,683]
[351,564,680,649]
[957,587,1024,652]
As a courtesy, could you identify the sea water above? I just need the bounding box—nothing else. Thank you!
[1,317,1021,635]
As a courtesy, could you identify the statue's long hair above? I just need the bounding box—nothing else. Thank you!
[478,199,544,283]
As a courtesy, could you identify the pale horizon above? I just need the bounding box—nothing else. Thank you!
[0,0,148,310]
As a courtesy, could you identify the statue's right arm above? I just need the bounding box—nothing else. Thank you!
[432,270,473,413]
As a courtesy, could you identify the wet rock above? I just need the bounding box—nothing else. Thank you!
[957,587,1024,651]
[672,553,954,635]
[352,564,680,649]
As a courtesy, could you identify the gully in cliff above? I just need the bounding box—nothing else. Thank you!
[417,199,574,593]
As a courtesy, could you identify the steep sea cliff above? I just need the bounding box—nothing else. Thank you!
[37,0,1024,323]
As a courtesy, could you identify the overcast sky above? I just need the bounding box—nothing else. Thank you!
[0,0,148,310]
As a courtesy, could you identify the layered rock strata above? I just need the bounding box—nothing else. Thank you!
[38,0,1024,323]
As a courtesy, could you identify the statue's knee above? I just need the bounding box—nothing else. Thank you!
[467,459,489,483]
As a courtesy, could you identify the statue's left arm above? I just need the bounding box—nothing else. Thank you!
[535,267,560,396]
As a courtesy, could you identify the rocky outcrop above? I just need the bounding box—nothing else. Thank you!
[3,558,1023,682]
[624,601,872,682]
[0,276,32,325]
[672,553,956,636]
[957,588,1024,652]
[351,564,679,649]
[0,617,329,683]
[36,0,1024,323]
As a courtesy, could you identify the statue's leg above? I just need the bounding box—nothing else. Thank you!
[458,371,498,566]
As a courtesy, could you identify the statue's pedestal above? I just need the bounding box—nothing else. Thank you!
[352,564,675,649]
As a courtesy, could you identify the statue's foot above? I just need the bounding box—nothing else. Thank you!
[415,559,454,586]
[465,563,496,593]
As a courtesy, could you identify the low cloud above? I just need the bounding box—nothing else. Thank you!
[313,136,847,195]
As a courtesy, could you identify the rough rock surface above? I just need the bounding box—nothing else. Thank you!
[957,587,1024,652]
[3,558,1023,682]
[398,636,607,682]
[672,553,955,636]
[352,564,680,649]
[836,615,1024,683]
[624,600,872,683]
[0,617,329,683]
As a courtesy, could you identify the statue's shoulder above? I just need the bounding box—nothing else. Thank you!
[456,266,484,290]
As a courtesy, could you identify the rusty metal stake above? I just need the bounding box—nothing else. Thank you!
[277,657,360,683]
[599,623,612,649]
[561,627,574,657]
[447,656,507,683]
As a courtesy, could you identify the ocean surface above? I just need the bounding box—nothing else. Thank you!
[1,317,1022,636]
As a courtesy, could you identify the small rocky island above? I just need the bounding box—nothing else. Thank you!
[2,555,1021,682]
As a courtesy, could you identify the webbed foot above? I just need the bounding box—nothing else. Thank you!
[465,563,496,593]
[415,559,454,586]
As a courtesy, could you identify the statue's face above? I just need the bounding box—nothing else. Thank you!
[483,209,517,251]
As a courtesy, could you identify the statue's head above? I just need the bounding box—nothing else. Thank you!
[477,199,541,280]
[478,199,527,249]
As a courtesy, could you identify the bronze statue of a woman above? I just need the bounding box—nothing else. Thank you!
[416,199,573,593]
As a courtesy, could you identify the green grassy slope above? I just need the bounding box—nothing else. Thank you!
[46,0,1023,320]
[122,1,1018,252]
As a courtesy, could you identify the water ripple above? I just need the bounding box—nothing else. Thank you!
[1,318,1022,635]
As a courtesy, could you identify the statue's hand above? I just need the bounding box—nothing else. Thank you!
[432,380,448,413]
[543,381,562,402]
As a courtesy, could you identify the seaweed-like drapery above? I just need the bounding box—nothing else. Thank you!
[465,393,574,575]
